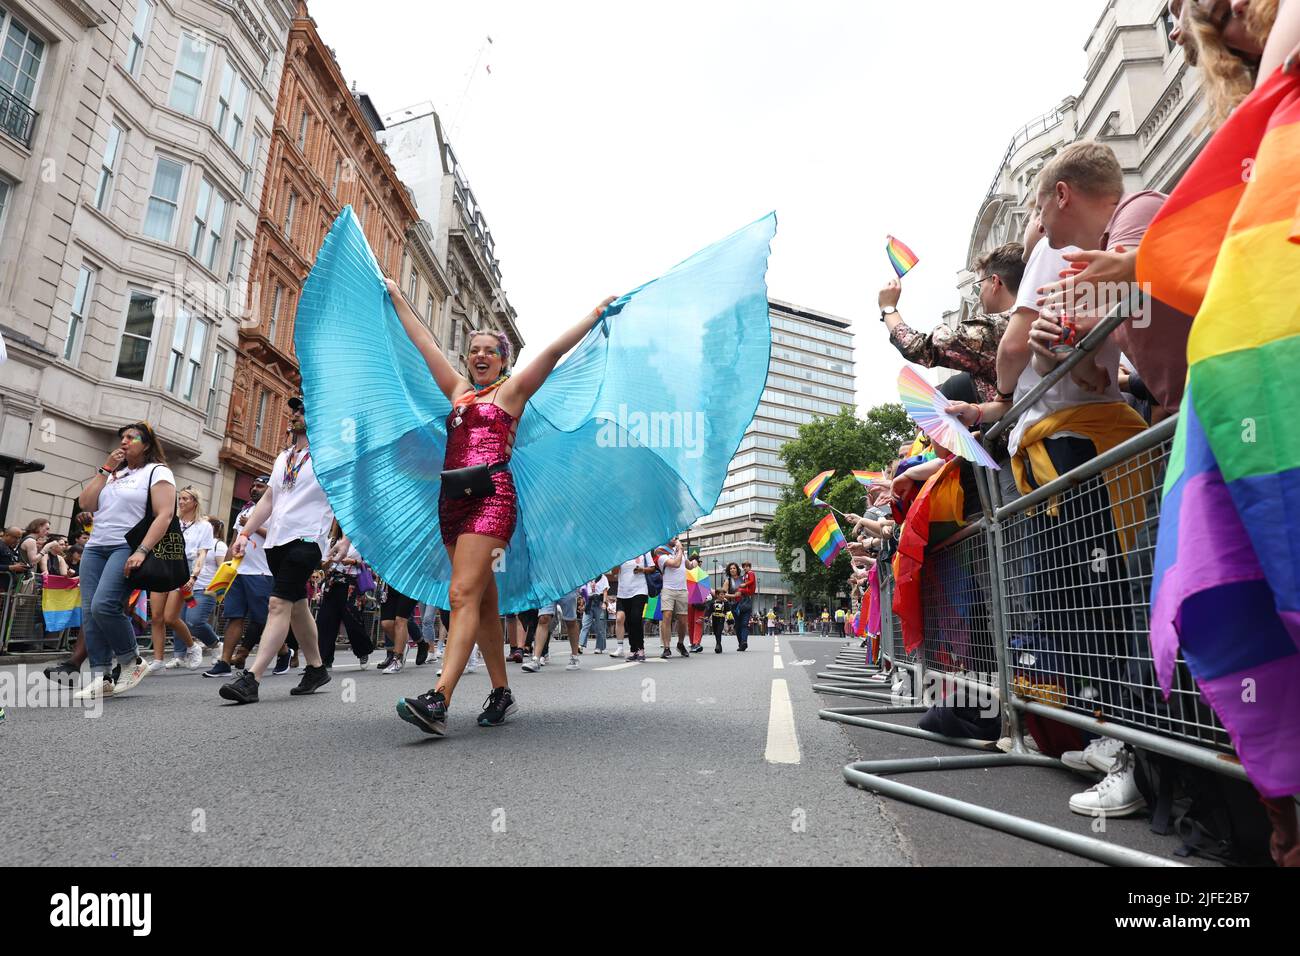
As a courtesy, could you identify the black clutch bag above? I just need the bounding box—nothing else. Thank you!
[440,461,508,500]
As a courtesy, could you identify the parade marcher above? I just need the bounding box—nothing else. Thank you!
[315,524,373,669]
[655,537,692,659]
[204,476,273,678]
[378,581,419,674]
[579,573,610,653]
[614,553,653,662]
[218,397,346,704]
[524,588,581,672]
[71,423,171,700]
[184,516,225,659]
[157,486,211,670]
[385,273,617,733]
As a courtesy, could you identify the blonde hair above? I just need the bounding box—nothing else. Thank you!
[1036,141,1124,203]
[1187,14,1255,129]
[178,485,203,514]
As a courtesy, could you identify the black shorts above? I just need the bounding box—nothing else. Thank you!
[381,588,418,621]
[265,540,322,603]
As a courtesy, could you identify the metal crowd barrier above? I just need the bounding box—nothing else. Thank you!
[0,577,73,655]
[821,291,1249,866]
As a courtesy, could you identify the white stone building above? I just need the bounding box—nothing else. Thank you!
[953,0,1208,319]
[0,0,293,531]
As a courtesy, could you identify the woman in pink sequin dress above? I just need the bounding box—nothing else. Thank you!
[383,278,615,735]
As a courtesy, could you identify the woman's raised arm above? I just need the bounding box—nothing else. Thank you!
[385,278,469,402]
[500,296,616,410]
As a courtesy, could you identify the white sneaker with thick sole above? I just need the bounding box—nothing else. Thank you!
[111,658,151,697]
[163,657,184,669]
[521,657,542,673]
[1062,736,1125,775]
[185,643,204,669]
[358,655,369,670]
[566,655,579,671]
[610,646,625,658]
[1068,753,1145,817]
[73,675,112,700]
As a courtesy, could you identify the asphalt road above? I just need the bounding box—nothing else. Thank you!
[2,631,1218,866]
[1,631,908,866]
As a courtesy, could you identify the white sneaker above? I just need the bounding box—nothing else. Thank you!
[146,659,166,673]
[163,656,184,669]
[1068,752,1145,817]
[610,646,625,658]
[185,643,204,669]
[521,657,542,673]
[594,648,606,655]
[358,655,370,670]
[111,658,151,697]
[566,655,579,671]
[73,675,113,700]
[467,649,482,673]
[1062,736,1125,775]
[381,658,403,674]
[541,655,549,667]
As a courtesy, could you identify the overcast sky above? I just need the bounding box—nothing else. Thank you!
[309,0,1107,413]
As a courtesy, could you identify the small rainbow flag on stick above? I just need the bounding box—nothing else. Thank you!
[852,470,886,488]
[803,469,836,503]
[886,236,919,278]
[809,513,847,567]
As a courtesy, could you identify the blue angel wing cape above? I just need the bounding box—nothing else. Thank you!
[296,206,775,613]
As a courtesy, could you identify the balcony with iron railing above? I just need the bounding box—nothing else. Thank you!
[0,86,38,148]
[981,102,1072,205]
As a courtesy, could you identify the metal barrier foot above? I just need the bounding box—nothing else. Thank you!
[842,754,1185,867]
[820,708,1000,750]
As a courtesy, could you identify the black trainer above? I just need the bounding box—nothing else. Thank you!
[219,671,259,704]
[676,642,690,658]
[290,664,331,696]
[477,686,517,727]
[715,640,723,653]
[43,660,80,683]
[415,641,430,666]
[377,652,396,672]
[661,647,672,660]
[396,689,448,735]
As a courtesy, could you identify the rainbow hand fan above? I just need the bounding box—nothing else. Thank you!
[852,470,886,488]
[897,365,1000,469]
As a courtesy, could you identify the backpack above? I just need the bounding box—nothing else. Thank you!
[641,554,663,597]
[1132,748,1274,866]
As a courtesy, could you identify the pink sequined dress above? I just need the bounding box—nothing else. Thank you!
[438,400,518,548]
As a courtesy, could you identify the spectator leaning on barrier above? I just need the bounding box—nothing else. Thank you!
[1,526,27,586]
[1029,141,1186,421]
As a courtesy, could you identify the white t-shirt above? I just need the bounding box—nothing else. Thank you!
[233,498,270,576]
[86,464,176,548]
[582,575,609,600]
[1008,241,1125,456]
[197,539,227,590]
[263,445,335,556]
[616,555,652,598]
[181,517,215,568]
[657,548,687,590]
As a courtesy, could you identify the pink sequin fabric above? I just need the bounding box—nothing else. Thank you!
[439,401,518,548]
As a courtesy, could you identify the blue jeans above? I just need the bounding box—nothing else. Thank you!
[735,598,753,646]
[81,544,141,675]
[579,602,607,650]
[185,587,220,648]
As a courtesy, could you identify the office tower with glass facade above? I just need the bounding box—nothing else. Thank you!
[687,298,856,617]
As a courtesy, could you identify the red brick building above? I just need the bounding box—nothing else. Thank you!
[219,0,417,520]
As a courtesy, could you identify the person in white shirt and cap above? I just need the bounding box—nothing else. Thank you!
[218,395,350,704]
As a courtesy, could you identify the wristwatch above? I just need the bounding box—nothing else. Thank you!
[879,306,898,322]
[97,467,113,477]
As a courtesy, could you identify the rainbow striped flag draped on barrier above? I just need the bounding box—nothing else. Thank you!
[1137,69,1300,798]
[41,574,81,631]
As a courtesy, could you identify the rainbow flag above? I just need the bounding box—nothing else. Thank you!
[803,469,835,503]
[885,235,919,278]
[808,513,846,567]
[852,470,886,488]
[41,574,81,632]
[1137,69,1300,798]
